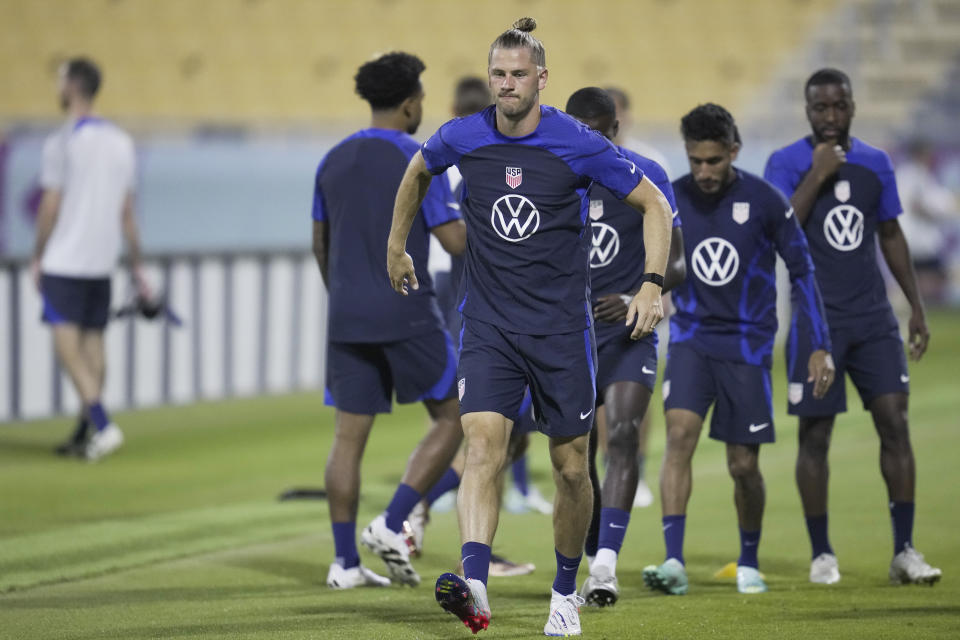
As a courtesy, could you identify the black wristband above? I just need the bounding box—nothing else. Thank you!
[640,272,664,288]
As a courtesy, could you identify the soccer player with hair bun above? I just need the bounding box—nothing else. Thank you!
[387,17,674,636]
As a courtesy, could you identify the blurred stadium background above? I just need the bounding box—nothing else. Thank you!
[1,2,959,637]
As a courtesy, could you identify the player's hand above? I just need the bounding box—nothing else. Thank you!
[812,142,845,181]
[908,306,929,361]
[625,282,663,340]
[387,249,418,296]
[30,257,42,291]
[593,293,629,324]
[807,349,836,399]
[132,265,153,301]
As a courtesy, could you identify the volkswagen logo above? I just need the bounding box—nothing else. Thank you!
[692,237,739,286]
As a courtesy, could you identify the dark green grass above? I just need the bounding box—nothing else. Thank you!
[1,312,958,638]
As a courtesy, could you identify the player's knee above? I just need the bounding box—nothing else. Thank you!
[464,431,508,472]
[727,454,760,481]
[606,420,640,459]
[665,424,698,456]
[553,458,589,490]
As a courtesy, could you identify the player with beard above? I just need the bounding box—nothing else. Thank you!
[387,18,674,636]
[764,68,941,586]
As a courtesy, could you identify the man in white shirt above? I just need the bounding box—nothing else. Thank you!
[31,57,149,460]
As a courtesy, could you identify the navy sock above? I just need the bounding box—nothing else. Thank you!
[511,455,529,497]
[597,507,630,553]
[462,541,492,586]
[890,501,915,554]
[552,549,582,596]
[332,521,359,569]
[805,514,834,558]
[425,468,460,507]
[663,515,686,565]
[738,528,761,569]
[384,483,422,533]
[88,402,110,431]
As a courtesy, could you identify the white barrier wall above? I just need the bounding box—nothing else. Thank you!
[0,251,327,423]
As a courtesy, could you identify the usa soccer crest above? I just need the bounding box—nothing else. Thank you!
[589,199,604,220]
[789,382,803,405]
[732,202,750,224]
[834,180,851,203]
[506,167,522,189]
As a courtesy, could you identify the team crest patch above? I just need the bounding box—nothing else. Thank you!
[788,382,803,405]
[732,202,750,224]
[834,179,851,203]
[458,378,466,401]
[506,167,522,189]
[589,199,604,220]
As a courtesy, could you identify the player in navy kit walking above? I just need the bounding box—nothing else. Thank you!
[314,52,467,591]
[643,104,835,596]
[764,68,941,586]
[563,87,686,608]
[387,18,674,636]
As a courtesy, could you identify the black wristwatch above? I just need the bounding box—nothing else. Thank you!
[640,272,664,288]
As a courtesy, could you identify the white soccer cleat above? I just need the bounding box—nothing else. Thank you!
[326,562,390,589]
[525,485,554,515]
[85,423,124,461]
[360,514,420,586]
[403,500,429,557]
[544,590,584,636]
[889,544,942,585]
[809,553,841,584]
[579,564,619,607]
[632,479,654,508]
[736,565,768,594]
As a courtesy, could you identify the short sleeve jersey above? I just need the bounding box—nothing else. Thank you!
[40,118,136,278]
[313,128,460,343]
[764,136,902,328]
[670,170,830,367]
[420,105,643,335]
[588,147,679,343]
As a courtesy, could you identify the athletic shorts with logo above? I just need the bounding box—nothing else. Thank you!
[457,317,597,438]
[325,328,457,415]
[595,324,658,398]
[787,313,908,416]
[663,342,775,444]
[40,273,112,330]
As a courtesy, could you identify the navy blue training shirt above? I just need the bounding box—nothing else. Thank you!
[589,147,680,344]
[313,128,460,343]
[420,105,643,335]
[670,169,831,367]
[764,136,902,329]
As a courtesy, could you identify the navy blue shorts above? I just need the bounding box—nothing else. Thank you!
[325,328,457,415]
[595,325,658,396]
[786,317,908,416]
[40,274,111,330]
[511,388,538,435]
[457,317,597,438]
[663,342,774,444]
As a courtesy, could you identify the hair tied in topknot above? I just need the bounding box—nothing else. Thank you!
[513,17,537,32]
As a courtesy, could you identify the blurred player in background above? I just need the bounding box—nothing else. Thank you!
[31,57,148,461]
[644,103,834,596]
[563,87,685,608]
[764,68,942,586]
[313,52,466,590]
[388,18,673,636]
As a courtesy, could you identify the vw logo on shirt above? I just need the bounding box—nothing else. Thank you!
[491,194,540,242]
[823,205,864,251]
[692,237,739,286]
[590,222,620,268]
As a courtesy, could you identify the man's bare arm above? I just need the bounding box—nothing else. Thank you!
[312,220,329,288]
[387,151,434,295]
[878,218,929,360]
[663,225,686,292]
[121,192,150,297]
[30,188,61,289]
[790,143,845,225]
[621,176,672,338]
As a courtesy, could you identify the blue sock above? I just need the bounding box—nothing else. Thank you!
[805,514,834,559]
[332,521,359,569]
[462,541,492,585]
[738,528,761,569]
[512,455,530,497]
[384,483,422,533]
[890,501,915,554]
[663,515,686,565]
[552,549,582,596]
[88,402,110,431]
[425,468,460,507]
[597,507,630,553]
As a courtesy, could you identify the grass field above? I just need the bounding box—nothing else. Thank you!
[1,312,958,639]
